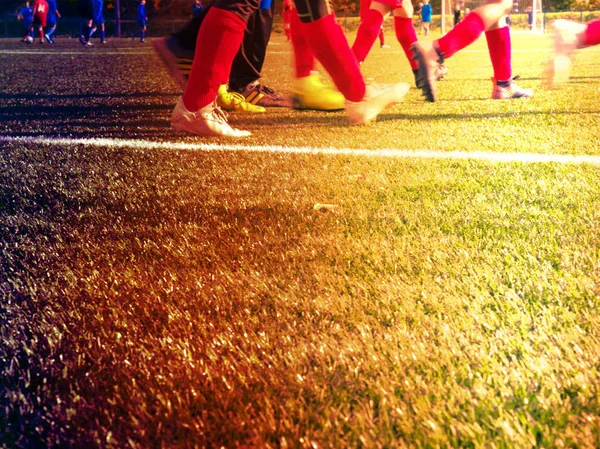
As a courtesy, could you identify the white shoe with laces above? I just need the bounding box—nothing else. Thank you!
[171,97,251,137]
[547,19,587,87]
[345,83,410,126]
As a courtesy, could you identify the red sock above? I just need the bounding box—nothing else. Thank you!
[394,17,418,70]
[485,26,511,81]
[583,19,600,46]
[39,29,44,41]
[352,9,384,64]
[437,12,485,58]
[182,7,246,112]
[379,27,385,46]
[300,14,365,102]
[290,8,314,78]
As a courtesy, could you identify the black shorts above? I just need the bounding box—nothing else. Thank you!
[78,0,94,20]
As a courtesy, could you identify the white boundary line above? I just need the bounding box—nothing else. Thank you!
[2,135,600,165]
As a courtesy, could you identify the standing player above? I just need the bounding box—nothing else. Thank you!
[547,19,600,87]
[90,0,106,44]
[44,0,60,44]
[18,1,34,43]
[420,0,431,36]
[412,0,533,101]
[169,0,410,137]
[133,0,148,43]
[79,0,94,46]
[31,0,49,44]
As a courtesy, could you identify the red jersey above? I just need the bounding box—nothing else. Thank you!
[33,0,48,26]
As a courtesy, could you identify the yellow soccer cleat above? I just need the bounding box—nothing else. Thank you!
[291,72,345,111]
[217,85,266,113]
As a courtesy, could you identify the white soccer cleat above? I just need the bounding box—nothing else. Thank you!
[547,19,587,88]
[345,82,410,126]
[491,76,534,99]
[171,97,251,137]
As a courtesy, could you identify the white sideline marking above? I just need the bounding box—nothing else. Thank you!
[0,50,152,56]
[2,135,600,165]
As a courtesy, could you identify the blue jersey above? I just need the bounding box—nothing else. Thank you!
[46,0,58,25]
[192,2,203,16]
[93,0,104,24]
[137,3,146,25]
[421,3,432,22]
[19,5,33,26]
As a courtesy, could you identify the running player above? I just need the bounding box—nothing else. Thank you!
[547,19,600,87]
[170,0,410,137]
[352,0,447,87]
[412,0,533,101]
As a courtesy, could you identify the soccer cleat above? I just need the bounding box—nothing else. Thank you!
[380,44,391,48]
[152,35,193,89]
[491,76,533,99]
[547,19,586,87]
[236,81,292,108]
[412,40,444,102]
[171,97,251,137]
[413,63,449,88]
[217,85,266,113]
[291,72,345,111]
[345,82,410,125]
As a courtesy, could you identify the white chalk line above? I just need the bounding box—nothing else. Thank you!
[2,135,600,166]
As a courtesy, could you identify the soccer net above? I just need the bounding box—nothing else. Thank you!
[439,0,544,35]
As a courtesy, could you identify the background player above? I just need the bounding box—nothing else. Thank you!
[90,0,106,44]
[133,0,148,43]
[18,1,34,43]
[31,0,48,44]
[44,0,60,44]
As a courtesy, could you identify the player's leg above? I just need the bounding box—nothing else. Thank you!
[352,1,391,64]
[391,1,420,81]
[413,0,513,101]
[547,19,600,87]
[293,0,409,124]
[173,1,257,136]
[486,18,532,99]
[45,23,56,44]
[229,3,291,107]
[288,6,344,111]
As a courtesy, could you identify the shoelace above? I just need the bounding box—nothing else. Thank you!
[254,84,282,99]
[208,100,229,124]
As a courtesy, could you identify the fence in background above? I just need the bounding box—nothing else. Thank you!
[2,10,600,39]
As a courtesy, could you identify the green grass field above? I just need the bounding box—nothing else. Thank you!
[1,30,600,448]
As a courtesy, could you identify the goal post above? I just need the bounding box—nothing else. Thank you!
[439,0,544,35]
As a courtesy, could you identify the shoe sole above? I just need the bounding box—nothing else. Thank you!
[152,37,189,90]
[291,95,344,111]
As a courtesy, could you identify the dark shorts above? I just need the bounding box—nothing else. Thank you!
[79,0,94,20]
